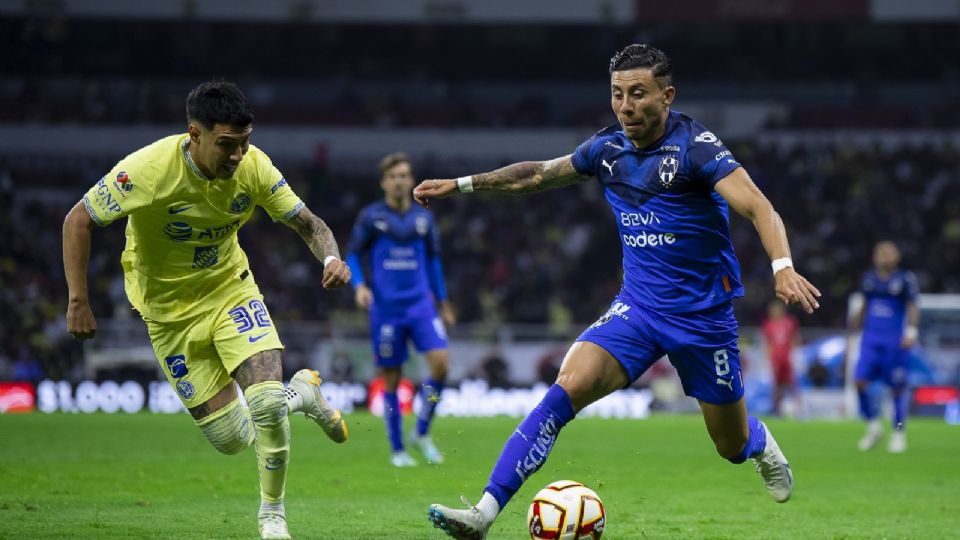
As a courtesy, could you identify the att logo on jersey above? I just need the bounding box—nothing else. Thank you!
[163,222,193,242]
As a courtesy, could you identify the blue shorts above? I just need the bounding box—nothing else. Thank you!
[855,337,908,388]
[370,300,448,368]
[577,295,743,405]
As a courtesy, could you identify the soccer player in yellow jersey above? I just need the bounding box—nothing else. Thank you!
[62,81,350,540]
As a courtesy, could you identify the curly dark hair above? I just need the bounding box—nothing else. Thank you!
[185,81,254,129]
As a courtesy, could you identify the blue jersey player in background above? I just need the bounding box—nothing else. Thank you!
[347,152,456,467]
[414,44,822,539]
[850,240,919,453]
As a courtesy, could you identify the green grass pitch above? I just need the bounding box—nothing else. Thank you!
[1,412,958,539]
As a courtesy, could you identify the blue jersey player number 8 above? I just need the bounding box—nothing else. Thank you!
[414,44,822,539]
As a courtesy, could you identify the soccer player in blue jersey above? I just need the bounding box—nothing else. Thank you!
[414,44,821,539]
[347,152,457,467]
[850,241,919,453]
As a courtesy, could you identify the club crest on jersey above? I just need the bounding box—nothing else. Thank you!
[230,192,251,213]
[416,215,429,236]
[176,380,195,399]
[889,279,902,295]
[658,156,679,188]
[114,171,134,192]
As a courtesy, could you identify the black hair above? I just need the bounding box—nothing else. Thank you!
[609,44,672,88]
[185,81,254,129]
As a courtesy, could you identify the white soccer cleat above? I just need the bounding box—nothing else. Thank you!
[428,497,490,540]
[391,450,418,468]
[258,513,291,540]
[752,421,793,503]
[288,369,348,443]
[858,420,883,451]
[411,431,445,465]
[888,430,907,453]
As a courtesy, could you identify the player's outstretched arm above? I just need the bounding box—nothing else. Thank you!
[413,155,588,207]
[283,205,351,289]
[715,168,822,314]
[63,201,98,339]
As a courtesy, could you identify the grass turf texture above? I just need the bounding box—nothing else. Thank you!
[1,413,957,539]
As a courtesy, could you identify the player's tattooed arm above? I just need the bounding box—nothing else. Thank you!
[283,205,351,288]
[232,349,283,390]
[472,155,588,194]
[413,155,589,205]
[284,205,340,261]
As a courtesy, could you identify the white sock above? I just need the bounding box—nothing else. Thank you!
[476,492,500,524]
[259,500,284,518]
[283,385,304,413]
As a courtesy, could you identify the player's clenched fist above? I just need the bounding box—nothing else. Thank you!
[66,299,97,340]
[322,259,351,289]
[413,179,458,207]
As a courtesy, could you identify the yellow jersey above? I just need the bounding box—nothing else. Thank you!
[82,134,304,322]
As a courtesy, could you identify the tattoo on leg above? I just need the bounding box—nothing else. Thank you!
[232,349,283,390]
[189,401,212,421]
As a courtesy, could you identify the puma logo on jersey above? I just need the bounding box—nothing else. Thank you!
[716,377,734,391]
[602,159,617,176]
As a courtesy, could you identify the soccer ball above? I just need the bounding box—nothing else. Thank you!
[527,480,605,539]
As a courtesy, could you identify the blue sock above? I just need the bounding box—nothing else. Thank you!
[892,389,907,430]
[484,384,576,509]
[726,416,767,464]
[383,391,404,452]
[858,387,875,420]
[416,378,444,437]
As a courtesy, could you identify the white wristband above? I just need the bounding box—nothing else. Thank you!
[323,255,339,267]
[457,176,474,193]
[904,326,918,341]
[771,257,793,275]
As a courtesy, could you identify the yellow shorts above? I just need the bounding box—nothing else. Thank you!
[144,281,284,409]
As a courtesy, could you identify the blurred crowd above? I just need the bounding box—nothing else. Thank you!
[4,16,960,129]
[2,139,958,381]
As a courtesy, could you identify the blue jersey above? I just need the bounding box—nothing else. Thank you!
[347,200,447,314]
[860,269,918,339]
[571,110,744,313]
